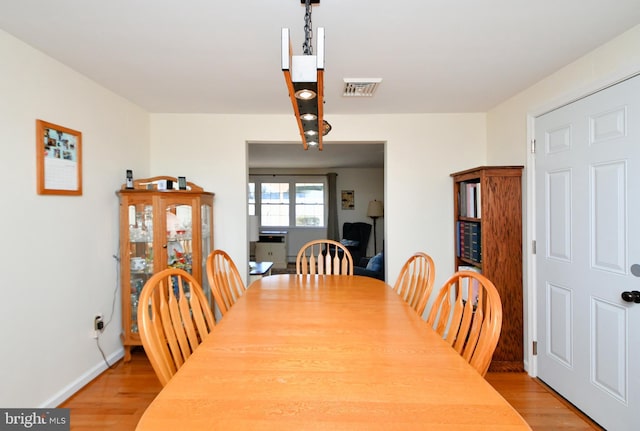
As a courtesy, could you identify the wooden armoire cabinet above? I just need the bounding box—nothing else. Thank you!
[451,166,524,372]
[117,176,214,361]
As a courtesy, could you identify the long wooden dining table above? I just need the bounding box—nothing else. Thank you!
[136,274,531,430]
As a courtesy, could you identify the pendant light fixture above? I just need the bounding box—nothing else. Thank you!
[282,0,329,150]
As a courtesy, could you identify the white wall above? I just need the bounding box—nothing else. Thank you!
[0,30,150,407]
[150,113,487,287]
[486,24,640,372]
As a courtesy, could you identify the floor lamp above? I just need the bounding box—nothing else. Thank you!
[367,200,384,254]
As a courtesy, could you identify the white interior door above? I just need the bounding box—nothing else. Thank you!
[535,74,640,431]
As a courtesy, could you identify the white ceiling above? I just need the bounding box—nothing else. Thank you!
[1,0,639,167]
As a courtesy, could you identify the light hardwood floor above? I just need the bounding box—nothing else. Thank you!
[61,348,603,430]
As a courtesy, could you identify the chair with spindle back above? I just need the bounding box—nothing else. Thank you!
[296,239,354,275]
[205,249,247,317]
[137,268,216,386]
[393,252,435,317]
[426,271,502,376]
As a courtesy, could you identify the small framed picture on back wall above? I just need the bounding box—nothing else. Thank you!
[341,190,354,210]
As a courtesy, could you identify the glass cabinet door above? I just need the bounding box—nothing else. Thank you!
[166,204,193,274]
[201,202,212,272]
[127,203,154,334]
[200,202,213,302]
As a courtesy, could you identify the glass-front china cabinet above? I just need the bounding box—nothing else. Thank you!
[117,176,214,361]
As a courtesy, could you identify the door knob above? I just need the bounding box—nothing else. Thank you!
[621,290,640,303]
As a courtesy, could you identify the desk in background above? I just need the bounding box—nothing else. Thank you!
[248,261,273,284]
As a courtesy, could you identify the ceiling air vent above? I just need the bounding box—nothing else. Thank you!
[343,78,382,97]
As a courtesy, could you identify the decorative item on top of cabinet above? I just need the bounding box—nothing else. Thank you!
[117,176,214,361]
[451,166,523,372]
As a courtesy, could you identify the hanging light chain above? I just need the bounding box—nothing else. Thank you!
[303,0,313,55]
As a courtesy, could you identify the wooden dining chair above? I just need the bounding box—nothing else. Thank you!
[426,271,502,376]
[137,268,216,386]
[205,249,246,317]
[392,252,435,317]
[296,239,354,275]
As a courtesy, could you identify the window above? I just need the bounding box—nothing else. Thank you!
[261,182,289,226]
[248,182,255,215]
[296,183,324,226]
[250,176,326,227]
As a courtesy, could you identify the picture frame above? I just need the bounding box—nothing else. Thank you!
[341,190,354,210]
[36,119,82,195]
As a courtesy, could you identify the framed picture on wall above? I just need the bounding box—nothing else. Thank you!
[341,190,354,210]
[36,119,82,195]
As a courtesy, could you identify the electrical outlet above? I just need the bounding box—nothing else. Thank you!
[93,314,104,338]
